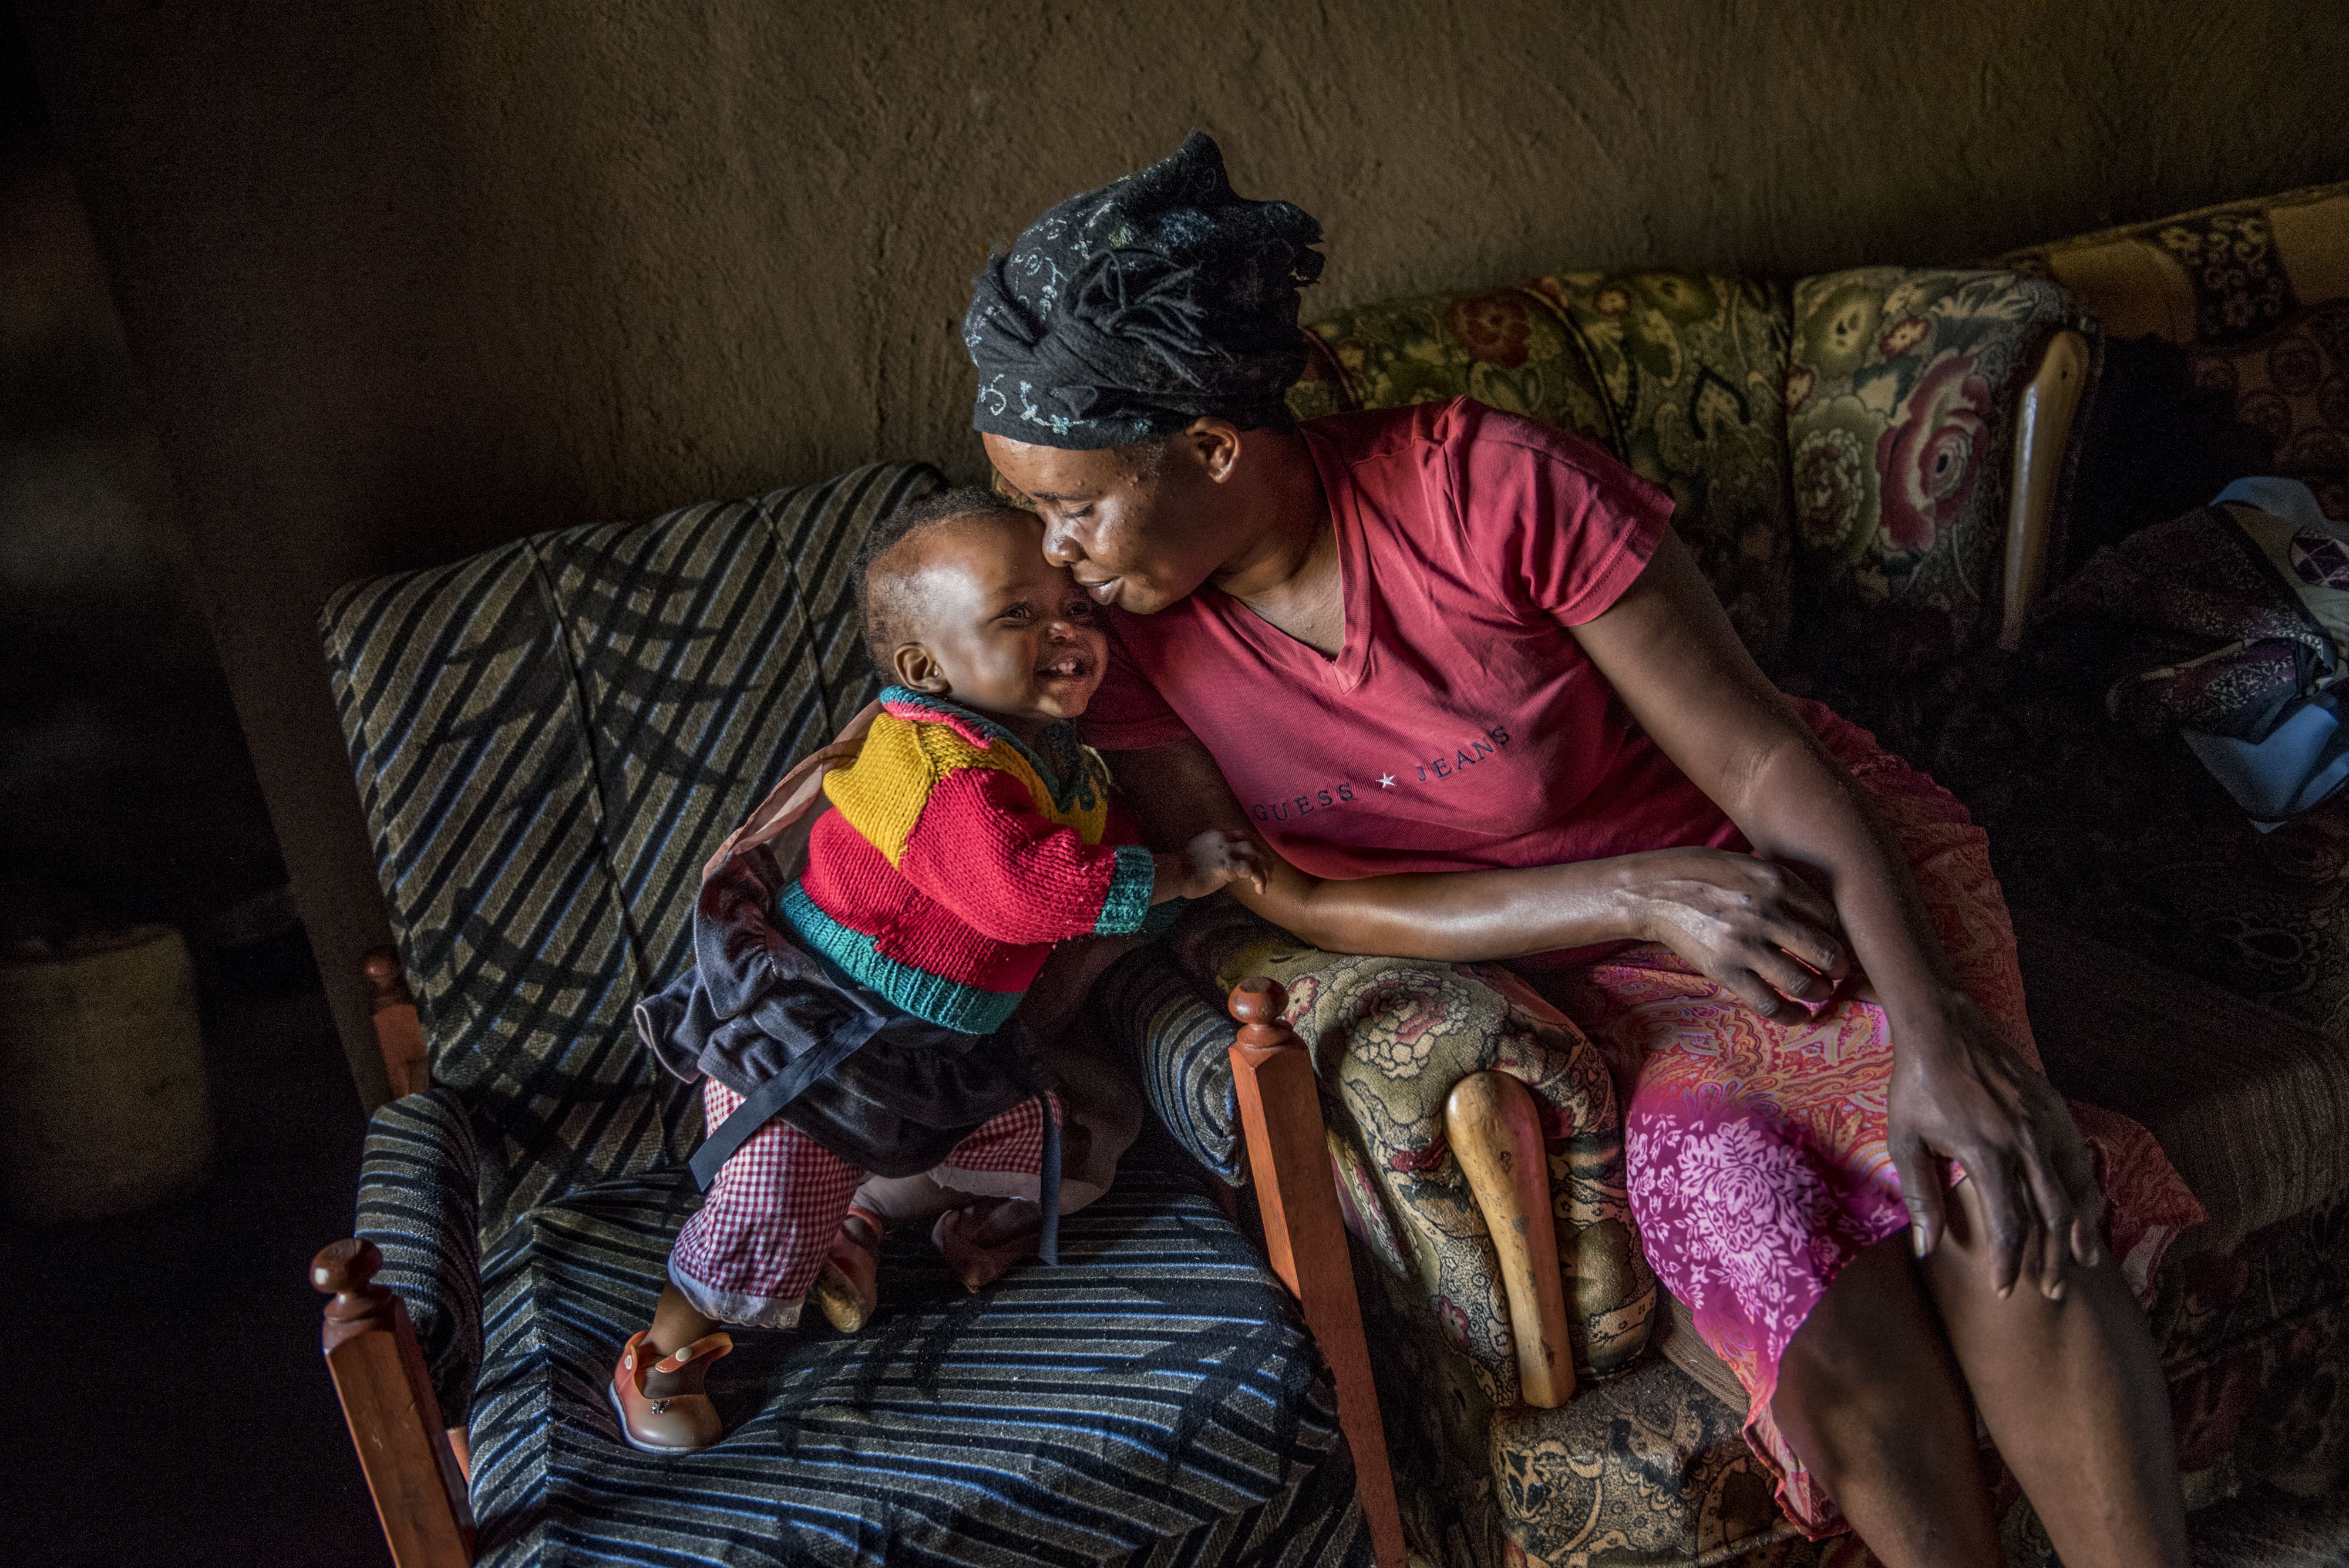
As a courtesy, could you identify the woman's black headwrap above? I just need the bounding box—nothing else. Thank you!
[964,133,1324,450]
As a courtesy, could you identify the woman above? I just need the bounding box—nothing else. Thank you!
[967,135,2199,1567]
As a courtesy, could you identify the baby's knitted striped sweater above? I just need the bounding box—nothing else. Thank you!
[779,687,1159,1034]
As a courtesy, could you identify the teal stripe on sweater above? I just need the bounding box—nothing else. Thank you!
[778,883,1022,1036]
[1093,843,1157,936]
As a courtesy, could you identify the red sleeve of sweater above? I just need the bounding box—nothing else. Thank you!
[896,767,1158,942]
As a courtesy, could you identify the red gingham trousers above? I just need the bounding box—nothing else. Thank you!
[668,1077,1059,1327]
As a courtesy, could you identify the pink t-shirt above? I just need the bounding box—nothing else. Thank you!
[1083,397,1744,880]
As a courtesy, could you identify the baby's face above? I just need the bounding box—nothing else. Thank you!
[892,511,1110,742]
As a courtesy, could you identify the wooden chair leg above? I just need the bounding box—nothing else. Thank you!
[313,1239,476,1567]
[364,947,432,1099]
[1227,979,1409,1568]
[1445,1069,1576,1407]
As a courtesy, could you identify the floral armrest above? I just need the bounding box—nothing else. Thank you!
[354,1086,483,1426]
[1101,902,1658,1407]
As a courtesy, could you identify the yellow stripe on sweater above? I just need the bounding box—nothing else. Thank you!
[822,712,1111,866]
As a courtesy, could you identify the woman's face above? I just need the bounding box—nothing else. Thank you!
[982,429,1239,616]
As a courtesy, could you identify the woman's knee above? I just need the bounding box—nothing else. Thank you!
[1779,1230,1946,1393]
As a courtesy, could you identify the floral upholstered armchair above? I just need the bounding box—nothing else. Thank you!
[1117,200,2349,1567]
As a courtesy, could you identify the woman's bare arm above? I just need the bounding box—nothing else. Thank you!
[1109,732,1848,994]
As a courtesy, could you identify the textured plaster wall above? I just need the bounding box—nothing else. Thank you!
[19,0,2349,1098]
[0,136,282,940]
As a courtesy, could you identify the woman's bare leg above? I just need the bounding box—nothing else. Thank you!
[1923,1181,2186,1568]
[1771,1232,2000,1567]
[1772,1193,2186,1568]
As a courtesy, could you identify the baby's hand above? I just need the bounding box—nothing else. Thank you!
[1153,829,1269,903]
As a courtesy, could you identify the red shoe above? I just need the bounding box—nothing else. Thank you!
[932,1199,1042,1293]
[608,1328,733,1453]
[812,1207,883,1333]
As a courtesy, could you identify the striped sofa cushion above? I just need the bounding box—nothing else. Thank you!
[462,1155,1362,1567]
[322,463,940,1230]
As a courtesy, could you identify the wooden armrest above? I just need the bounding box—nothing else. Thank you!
[1446,1070,1575,1407]
[313,1239,476,1567]
[1227,980,1408,1568]
[1998,328,2092,651]
[364,947,432,1099]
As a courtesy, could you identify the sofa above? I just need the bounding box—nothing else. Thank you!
[328,181,2349,1568]
[1102,180,2349,1566]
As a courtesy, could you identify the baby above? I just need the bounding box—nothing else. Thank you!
[611,486,1264,1453]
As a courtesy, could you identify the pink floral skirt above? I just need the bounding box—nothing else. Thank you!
[1525,702,2205,1537]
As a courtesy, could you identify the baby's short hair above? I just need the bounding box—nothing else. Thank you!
[853,486,1032,672]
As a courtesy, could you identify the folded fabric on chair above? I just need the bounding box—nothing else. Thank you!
[2050,476,2349,827]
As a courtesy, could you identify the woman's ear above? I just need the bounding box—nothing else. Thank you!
[1184,418,1243,484]
[891,642,949,695]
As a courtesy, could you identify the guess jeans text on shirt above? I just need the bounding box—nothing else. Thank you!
[1247,724,1512,823]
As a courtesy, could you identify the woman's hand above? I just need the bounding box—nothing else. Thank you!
[1887,990,2104,1300]
[1618,847,1852,1022]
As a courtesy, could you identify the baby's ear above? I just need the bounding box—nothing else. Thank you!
[891,642,948,695]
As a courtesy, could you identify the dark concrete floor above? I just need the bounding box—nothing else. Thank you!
[0,940,389,1567]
